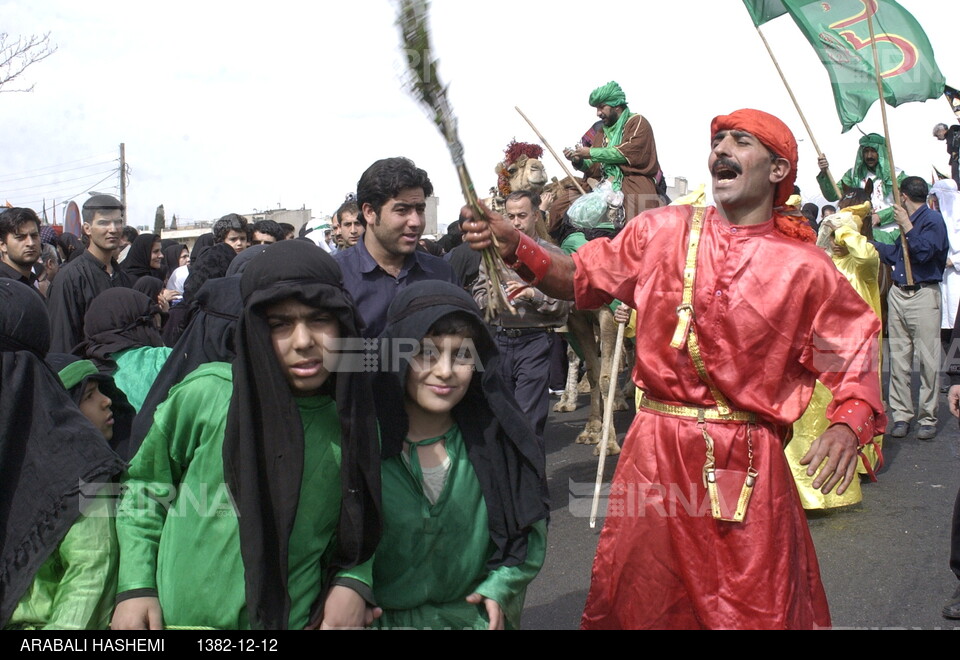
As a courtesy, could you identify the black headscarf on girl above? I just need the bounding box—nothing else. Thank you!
[121,233,162,281]
[225,244,268,277]
[46,352,137,461]
[133,276,169,328]
[190,233,215,263]
[133,275,163,302]
[73,288,164,370]
[0,281,125,626]
[223,240,381,630]
[162,243,187,283]
[183,243,236,306]
[130,274,242,459]
[162,243,237,347]
[376,281,548,570]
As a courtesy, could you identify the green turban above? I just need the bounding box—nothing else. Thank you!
[852,133,894,191]
[859,133,886,151]
[589,81,627,108]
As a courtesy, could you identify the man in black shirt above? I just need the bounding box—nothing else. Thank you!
[0,208,43,296]
[46,195,135,353]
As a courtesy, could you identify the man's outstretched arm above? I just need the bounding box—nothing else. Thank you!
[460,203,577,301]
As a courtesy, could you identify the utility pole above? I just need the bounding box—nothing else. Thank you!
[119,143,127,218]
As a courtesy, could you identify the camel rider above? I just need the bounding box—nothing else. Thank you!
[563,81,665,220]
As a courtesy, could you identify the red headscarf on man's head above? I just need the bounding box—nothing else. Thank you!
[711,109,814,243]
[710,109,798,208]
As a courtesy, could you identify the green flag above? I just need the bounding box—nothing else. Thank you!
[781,0,945,132]
[742,0,788,27]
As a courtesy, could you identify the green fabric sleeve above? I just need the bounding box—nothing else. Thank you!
[335,555,374,590]
[560,232,588,256]
[877,207,896,227]
[816,171,841,201]
[115,372,228,595]
[9,492,119,630]
[45,494,118,630]
[473,519,547,630]
[588,146,628,165]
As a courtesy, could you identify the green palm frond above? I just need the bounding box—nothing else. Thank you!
[394,0,512,321]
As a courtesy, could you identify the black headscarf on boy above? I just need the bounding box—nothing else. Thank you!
[190,233,215,263]
[376,281,548,570]
[0,281,125,626]
[74,288,164,370]
[121,233,162,281]
[223,240,381,630]
[130,275,242,459]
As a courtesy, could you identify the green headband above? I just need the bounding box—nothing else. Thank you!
[57,360,99,391]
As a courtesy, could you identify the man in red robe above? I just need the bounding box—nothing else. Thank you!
[461,109,886,629]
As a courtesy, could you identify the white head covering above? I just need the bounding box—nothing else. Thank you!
[932,179,960,225]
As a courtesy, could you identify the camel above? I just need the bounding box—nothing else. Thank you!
[541,176,630,455]
[554,306,629,455]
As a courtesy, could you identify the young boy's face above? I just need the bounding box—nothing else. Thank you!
[405,333,475,416]
[78,381,114,441]
[266,298,341,396]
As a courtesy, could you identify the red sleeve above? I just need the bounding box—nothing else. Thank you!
[801,271,887,443]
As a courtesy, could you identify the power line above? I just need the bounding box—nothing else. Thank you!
[0,152,118,183]
[0,159,119,186]
[0,168,119,196]
[11,173,121,211]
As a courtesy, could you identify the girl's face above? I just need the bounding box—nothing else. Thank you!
[149,240,162,270]
[405,333,476,417]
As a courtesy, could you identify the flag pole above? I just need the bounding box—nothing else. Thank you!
[867,12,913,286]
[755,26,842,199]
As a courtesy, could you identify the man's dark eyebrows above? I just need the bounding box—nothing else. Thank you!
[391,202,427,211]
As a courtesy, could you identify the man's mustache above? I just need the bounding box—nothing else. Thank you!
[711,158,742,176]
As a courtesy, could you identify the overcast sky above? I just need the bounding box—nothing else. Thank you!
[1,0,957,232]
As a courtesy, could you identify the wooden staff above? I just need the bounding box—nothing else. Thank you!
[868,13,914,286]
[515,106,587,196]
[755,26,843,199]
[590,319,626,530]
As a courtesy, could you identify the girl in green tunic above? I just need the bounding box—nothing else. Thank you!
[373,281,549,630]
[112,241,381,630]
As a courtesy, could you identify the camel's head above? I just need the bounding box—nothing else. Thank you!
[506,155,548,194]
[496,140,547,197]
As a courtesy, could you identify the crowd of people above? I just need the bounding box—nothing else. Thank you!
[2,79,960,630]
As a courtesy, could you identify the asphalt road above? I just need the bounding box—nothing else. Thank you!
[522,378,960,630]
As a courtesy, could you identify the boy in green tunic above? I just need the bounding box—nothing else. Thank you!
[7,356,129,630]
[112,241,381,630]
[0,282,125,630]
[373,281,549,630]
